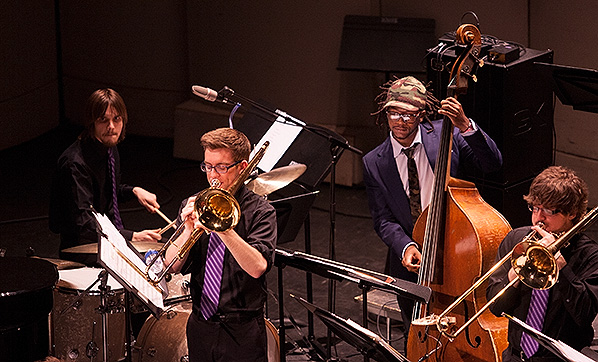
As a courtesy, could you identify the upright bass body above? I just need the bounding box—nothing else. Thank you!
[407,177,511,361]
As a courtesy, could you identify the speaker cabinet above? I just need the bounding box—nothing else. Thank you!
[426,44,554,225]
[426,46,554,186]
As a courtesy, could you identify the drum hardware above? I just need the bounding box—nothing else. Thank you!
[98,269,111,362]
[85,321,99,360]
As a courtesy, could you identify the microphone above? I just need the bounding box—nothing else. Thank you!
[192,85,236,104]
[192,85,221,102]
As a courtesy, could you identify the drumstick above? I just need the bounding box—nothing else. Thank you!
[159,219,177,235]
[155,209,176,234]
[155,209,173,224]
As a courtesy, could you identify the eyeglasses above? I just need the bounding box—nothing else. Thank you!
[386,110,421,124]
[200,160,242,174]
[528,204,561,216]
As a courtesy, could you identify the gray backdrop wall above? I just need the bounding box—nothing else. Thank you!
[2,0,597,204]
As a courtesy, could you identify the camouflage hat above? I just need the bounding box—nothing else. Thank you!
[382,76,427,112]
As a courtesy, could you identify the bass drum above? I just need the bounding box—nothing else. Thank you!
[265,318,280,362]
[133,307,280,362]
[133,306,189,362]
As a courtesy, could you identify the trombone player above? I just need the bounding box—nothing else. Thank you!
[164,128,277,362]
[487,166,598,361]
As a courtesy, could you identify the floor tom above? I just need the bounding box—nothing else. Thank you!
[52,267,126,362]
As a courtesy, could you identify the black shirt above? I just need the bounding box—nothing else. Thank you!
[49,136,136,252]
[487,226,598,360]
[179,186,277,315]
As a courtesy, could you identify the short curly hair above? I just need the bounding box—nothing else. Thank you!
[200,128,251,161]
[523,166,589,223]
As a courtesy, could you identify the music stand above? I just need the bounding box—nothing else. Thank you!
[535,62,598,113]
[233,95,362,358]
[275,249,431,361]
[292,295,410,362]
[94,212,167,361]
[503,313,595,362]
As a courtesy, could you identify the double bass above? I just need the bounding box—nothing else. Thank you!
[406,24,512,362]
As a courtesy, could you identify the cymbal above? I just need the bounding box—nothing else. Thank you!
[32,256,85,270]
[62,241,165,254]
[245,164,307,196]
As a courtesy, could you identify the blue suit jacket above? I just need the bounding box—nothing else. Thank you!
[362,119,502,281]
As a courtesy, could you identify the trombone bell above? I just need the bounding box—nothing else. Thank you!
[512,240,558,290]
[195,188,240,232]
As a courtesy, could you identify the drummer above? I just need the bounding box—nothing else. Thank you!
[49,88,162,265]
[165,128,277,362]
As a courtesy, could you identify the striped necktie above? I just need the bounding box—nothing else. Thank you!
[108,147,123,230]
[200,232,226,320]
[403,144,422,225]
[521,288,549,357]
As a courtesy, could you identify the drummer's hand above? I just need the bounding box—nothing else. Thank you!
[402,245,421,273]
[132,229,162,242]
[134,187,160,213]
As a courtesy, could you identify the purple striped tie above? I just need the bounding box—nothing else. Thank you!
[108,148,124,230]
[200,232,225,320]
[521,289,549,357]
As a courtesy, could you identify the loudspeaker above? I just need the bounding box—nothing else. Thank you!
[476,177,534,228]
[338,15,436,73]
[426,45,555,186]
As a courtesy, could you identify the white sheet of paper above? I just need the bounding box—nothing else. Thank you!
[95,213,164,310]
[250,117,302,172]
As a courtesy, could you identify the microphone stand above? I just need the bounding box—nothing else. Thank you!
[202,86,363,360]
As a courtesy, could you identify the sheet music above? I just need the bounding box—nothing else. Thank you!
[345,319,405,360]
[505,314,594,362]
[95,213,164,311]
[250,117,302,172]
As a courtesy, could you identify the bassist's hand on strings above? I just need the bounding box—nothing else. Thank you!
[438,97,471,133]
[403,244,422,273]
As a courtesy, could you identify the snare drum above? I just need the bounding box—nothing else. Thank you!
[134,307,280,362]
[51,267,126,362]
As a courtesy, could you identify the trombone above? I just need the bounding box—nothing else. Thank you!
[435,205,598,339]
[144,141,270,284]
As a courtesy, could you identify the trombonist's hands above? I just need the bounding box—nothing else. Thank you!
[531,224,567,270]
[180,196,209,232]
[403,244,421,273]
[134,187,160,213]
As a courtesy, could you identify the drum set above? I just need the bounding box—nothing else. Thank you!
[49,263,280,362]
[47,165,304,361]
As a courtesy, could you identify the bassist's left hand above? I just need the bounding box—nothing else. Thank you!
[438,97,471,132]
